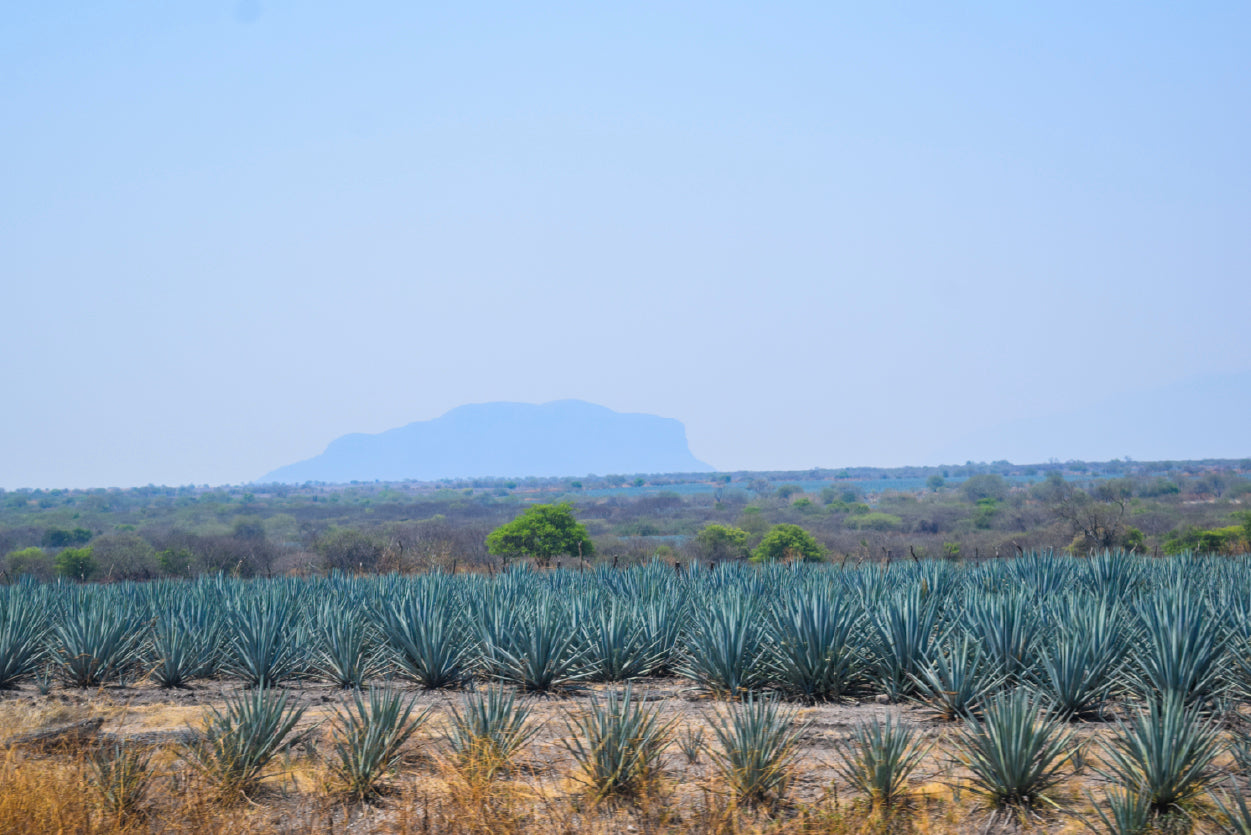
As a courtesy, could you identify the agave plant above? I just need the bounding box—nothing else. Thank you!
[707,694,806,809]
[51,591,146,687]
[1030,633,1122,721]
[1089,787,1153,835]
[680,595,769,698]
[868,588,944,700]
[964,593,1042,683]
[1130,592,1226,706]
[912,634,1001,721]
[314,600,383,689]
[563,686,674,802]
[676,723,705,765]
[638,596,686,676]
[833,717,929,807]
[327,687,431,800]
[580,602,661,682]
[491,602,585,693]
[768,590,865,702]
[221,590,307,688]
[183,687,306,800]
[88,743,156,822]
[447,685,540,783]
[954,688,1074,809]
[150,608,217,689]
[1098,694,1223,815]
[0,588,46,689]
[380,587,469,689]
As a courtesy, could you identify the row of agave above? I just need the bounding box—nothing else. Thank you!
[85,682,1251,830]
[2,552,1251,716]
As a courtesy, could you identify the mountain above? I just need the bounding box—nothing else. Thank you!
[929,371,1251,465]
[259,400,714,483]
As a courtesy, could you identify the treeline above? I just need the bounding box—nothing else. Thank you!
[1,461,1248,582]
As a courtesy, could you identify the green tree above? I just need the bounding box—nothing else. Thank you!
[694,523,750,562]
[486,502,593,567]
[55,546,98,581]
[926,474,945,491]
[751,524,825,563]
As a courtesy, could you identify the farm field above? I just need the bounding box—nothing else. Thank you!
[3,554,1251,833]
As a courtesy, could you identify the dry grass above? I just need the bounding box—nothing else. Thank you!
[0,682,1242,834]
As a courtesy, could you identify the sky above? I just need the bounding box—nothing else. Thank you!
[3,2,1249,489]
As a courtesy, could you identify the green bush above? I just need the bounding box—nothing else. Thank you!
[694,524,749,561]
[4,547,54,581]
[750,524,825,562]
[54,547,97,581]
[843,512,904,532]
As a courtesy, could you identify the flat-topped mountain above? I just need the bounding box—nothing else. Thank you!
[259,400,713,484]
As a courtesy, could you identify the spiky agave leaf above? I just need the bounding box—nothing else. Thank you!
[954,688,1074,809]
[707,694,806,809]
[833,716,930,807]
[328,687,431,800]
[447,685,540,782]
[182,687,306,800]
[1088,786,1153,835]
[562,685,674,802]
[1209,783,1251,835]
[1098,694,1224,815]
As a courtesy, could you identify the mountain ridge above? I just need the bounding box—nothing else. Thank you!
[259,400,713,484]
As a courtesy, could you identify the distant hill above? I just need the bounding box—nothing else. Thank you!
[259,400,713,484]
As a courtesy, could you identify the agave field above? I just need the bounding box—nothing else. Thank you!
[3,550,1251,832]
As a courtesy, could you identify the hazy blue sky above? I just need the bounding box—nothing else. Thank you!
[3,2,1249,488]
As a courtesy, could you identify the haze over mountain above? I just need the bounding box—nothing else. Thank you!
[260,400,713,484]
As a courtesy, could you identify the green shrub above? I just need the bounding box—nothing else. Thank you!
[54,547,97,581]
[4,547,54,581]
[843,512,904,532]
[750,524,825,562]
